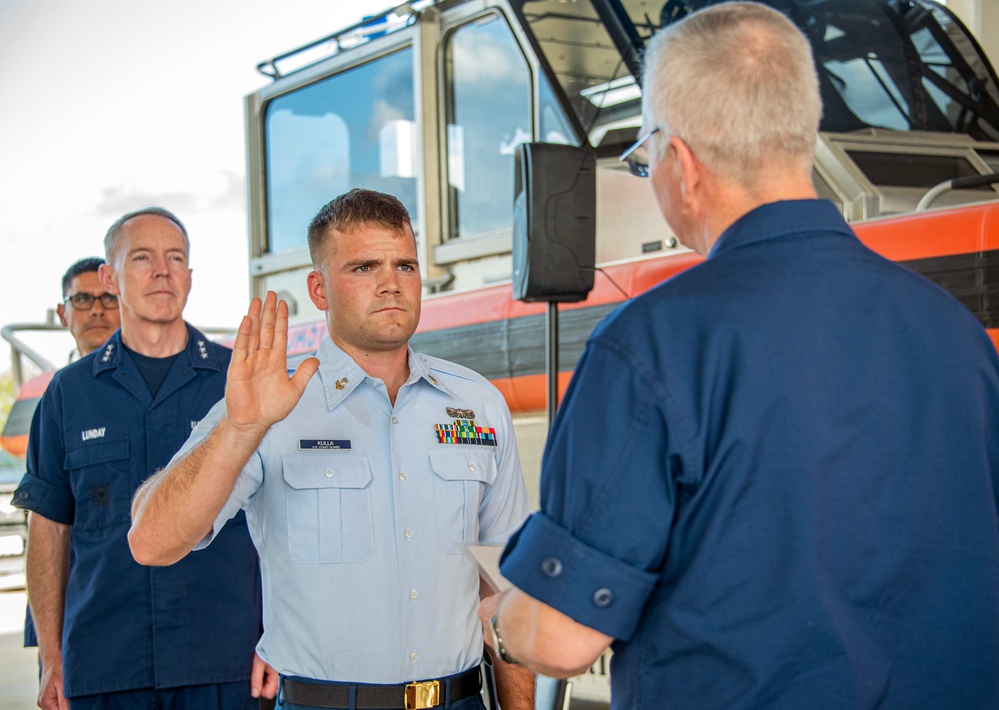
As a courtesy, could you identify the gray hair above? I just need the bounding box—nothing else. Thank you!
[642,2,821,184]
[104,207,189,264]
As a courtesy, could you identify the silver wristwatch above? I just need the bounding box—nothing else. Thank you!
[488,614,518,664]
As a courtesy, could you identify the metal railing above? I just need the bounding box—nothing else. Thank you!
[255,0,431,79]
[1,323,61,388]
[1,323,236,389]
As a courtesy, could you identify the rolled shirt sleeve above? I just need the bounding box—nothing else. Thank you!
[500,332,693,641]
[14,383,75,524]
[502,512,659,640]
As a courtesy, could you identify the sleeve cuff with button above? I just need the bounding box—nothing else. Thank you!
[12,473,75,524]
[499,511,658,641]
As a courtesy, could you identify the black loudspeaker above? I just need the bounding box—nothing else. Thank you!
[512,143,596,302]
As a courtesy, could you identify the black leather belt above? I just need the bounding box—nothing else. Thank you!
[281,665,482,709]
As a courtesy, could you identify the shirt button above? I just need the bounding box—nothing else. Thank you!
[391,416,399,425]
[468,462,478,472]
[541,557,563,577]
[398,471,407,481]
[325,468,334,478]
[405,529,414,539]
[592,588,614,607]
[410,651,420,662]
[410,589,419,599]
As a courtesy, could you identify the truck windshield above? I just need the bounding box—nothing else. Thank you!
[264,47,417,254]
[511,0,999,147]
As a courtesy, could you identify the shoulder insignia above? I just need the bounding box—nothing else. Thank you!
[101,343,115,362]
[197,340,209,360]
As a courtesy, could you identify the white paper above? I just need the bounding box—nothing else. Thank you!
[467,543,511,593]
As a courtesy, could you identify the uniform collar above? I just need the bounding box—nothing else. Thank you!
[407,350,455,398]
[315,337,454,411]
[92,323,224,376]
[709,199,853,259]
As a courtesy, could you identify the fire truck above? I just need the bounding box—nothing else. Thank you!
[241,0,999,499]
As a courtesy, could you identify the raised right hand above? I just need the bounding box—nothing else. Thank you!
[226,291,319,437]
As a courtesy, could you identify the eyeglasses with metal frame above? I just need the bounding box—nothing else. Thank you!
[64,293,119,310]
[619,127,661,178]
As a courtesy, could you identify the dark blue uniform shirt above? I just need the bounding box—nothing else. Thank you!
[14,325,262,698]
[502,200,999,709]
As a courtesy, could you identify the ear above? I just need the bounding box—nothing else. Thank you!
[306,270,328,312]
[98,263,119,295]
[672,137,701,206]
[56,303,68,327]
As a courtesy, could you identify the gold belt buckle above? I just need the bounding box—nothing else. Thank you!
[404,679,440,710]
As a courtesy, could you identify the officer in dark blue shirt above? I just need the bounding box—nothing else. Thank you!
[24,257,122,653]
[482,5,999,710]
[14,207,262,710]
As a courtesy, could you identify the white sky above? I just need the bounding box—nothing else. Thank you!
[0,0,390,373]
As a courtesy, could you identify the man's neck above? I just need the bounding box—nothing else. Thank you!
[698,174,818,256]
[120,318,189,358]
[333,338,411,404]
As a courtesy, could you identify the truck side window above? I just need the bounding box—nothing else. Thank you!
[444,14,531,241]
[539,75,575,146]
[264,47,417,254]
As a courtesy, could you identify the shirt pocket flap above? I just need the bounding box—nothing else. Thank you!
[429,448,496,484]
[64,437,130,470]
[282,454,373,490]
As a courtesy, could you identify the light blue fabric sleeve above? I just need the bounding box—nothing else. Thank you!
[166,396,264,550]
[477,397,531,543]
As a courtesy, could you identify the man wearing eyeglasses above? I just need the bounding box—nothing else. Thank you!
[22,257,123,660]
[481,3,999,709]
[14,208,262,710]
[56,257,122,359]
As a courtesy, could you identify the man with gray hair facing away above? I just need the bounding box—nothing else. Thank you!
[14,208,262,710]
[480,3,999,709]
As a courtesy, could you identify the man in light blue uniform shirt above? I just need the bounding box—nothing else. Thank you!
[128,189,534,710]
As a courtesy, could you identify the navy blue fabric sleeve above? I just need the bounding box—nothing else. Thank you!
[501,512,659,640]
[14,383,74,524]
[500,333,689,640]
